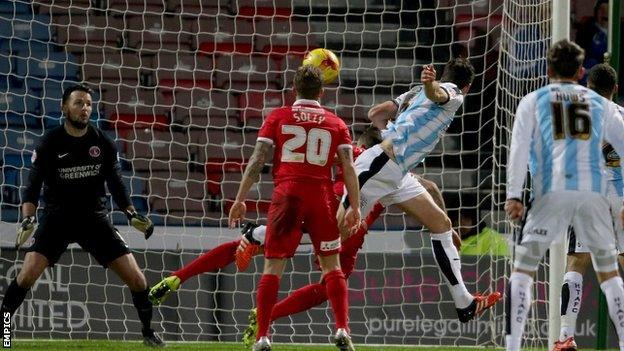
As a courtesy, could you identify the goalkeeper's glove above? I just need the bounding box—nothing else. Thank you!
[126,210,154,239]
[16,216,35,248]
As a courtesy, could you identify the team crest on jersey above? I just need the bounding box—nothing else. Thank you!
[603,143,620,167]
[89,146,101,157]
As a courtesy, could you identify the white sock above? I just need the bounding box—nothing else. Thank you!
[431,230,473,309]
[253,225,266,245]
[559,271,583,341]
[506,272,533,351]
[600,276,624,349]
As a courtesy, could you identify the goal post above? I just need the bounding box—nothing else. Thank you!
[547,0,571,348]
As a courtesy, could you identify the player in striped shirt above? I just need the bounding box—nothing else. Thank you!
[337,58,502,324]
[553,64,624,351]
[504,41,624,351]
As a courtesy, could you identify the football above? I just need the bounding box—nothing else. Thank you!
[302,48,341,84]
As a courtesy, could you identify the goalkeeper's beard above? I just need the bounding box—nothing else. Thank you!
[67,115,88,130]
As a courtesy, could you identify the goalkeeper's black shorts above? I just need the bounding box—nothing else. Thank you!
[26,211,130,267]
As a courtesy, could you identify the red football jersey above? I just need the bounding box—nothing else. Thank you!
[258,99,352,184]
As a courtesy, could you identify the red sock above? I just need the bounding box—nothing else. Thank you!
[339,229,365,278]
[324,269,349,330]
[271,283,328,322]
[256,274,280,340]
[365,202,384,227]
[173,240,239,283]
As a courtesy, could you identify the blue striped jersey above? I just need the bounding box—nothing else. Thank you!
[604,104,624,197]
[506,83,624,200]
[381,82,464,173]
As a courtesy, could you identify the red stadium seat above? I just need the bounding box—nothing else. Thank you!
[126,14,194,52]
[81,49,146,86]
[173,90,237,128]
[193,17,254,55]
[167,0,233,16]
[253,19,313,55]
[236,0,292,18]
[151,52,213,92]
[107,0,166,14]
[213,54,278,89]
[238,92,284,122]
[54,15,124,53]
[102,87,170,128]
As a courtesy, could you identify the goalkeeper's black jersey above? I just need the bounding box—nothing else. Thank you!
[22,123,131,214]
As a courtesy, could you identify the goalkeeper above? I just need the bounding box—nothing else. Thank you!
[0,84,164,347]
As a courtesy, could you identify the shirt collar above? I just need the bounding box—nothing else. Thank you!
[293,99,321,107]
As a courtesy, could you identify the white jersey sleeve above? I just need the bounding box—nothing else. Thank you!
[439,82,464,112]
[603,102,624,180]
[506,93,536,199]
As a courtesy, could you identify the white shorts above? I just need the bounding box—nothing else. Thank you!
[515,191,617,272]
[342,145,426,217]
[572,182,624,253]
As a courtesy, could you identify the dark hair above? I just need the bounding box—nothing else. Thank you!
[587,63,617,97]
[547,40,585,78]
[357,125,383,148]
[62,84,94,106]
[293,65,323,100]
[594,0,608,17]
[440,58,475,90]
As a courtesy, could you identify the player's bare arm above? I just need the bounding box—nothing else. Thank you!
[421,64,450,103]
[368,101,398,130]
[336,146,361,236]
[228,140,272,228]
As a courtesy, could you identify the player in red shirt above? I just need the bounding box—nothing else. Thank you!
[147,130,378,308]
[228,66,361,351]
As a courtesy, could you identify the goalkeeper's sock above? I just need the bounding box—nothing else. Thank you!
[600,276,624,349]
[559,271,583,341]
[505,271,533,351]
[0,279,29,315]
[256,274,280,340]
[271,283,327,322]
[131,289,153,331]
[324,269,349,330]
[174,240,239,283]
[431,230,473,309]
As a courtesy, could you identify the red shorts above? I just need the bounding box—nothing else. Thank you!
[264,181,341,259]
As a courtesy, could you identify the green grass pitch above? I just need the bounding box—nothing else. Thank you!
[7,340,622,351]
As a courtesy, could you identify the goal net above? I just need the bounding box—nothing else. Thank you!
[0,0,542,347]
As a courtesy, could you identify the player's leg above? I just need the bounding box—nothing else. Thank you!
[254,185,304,350]
[392,175,500,321]
[79,218,164,348]
[150,239,244,305]
[108,253,164,347]
[307,184,354,351]
[555,227,591,350]
[573,193,624,351]
[2,214,68,316]
[0,252,48,315]
[505,193,570,351]
[235,222,266,271]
